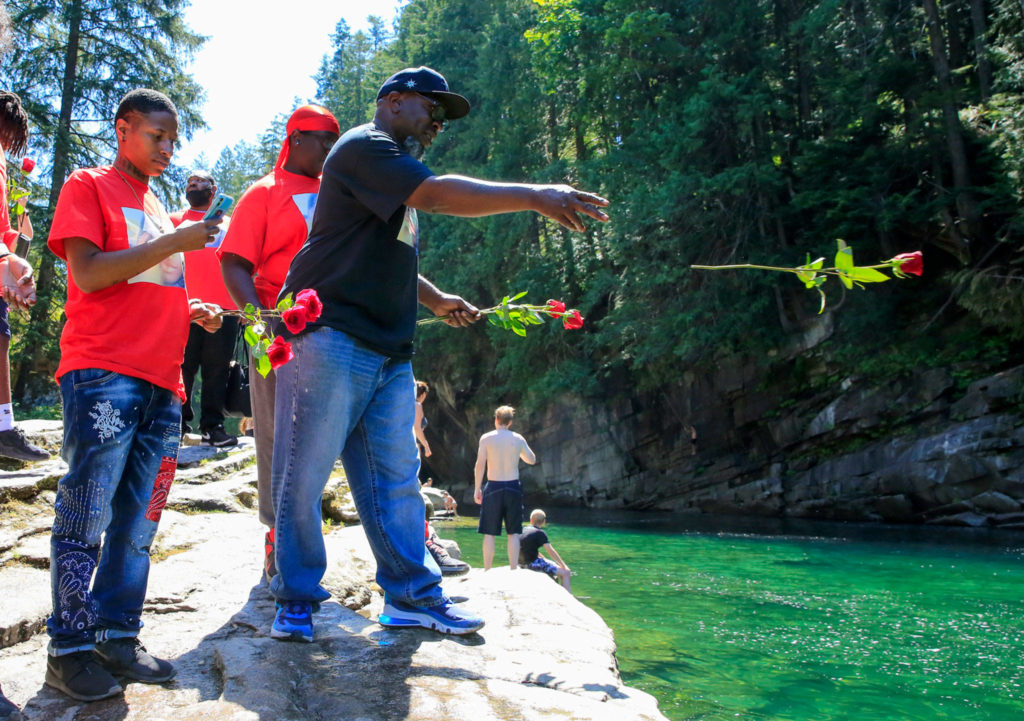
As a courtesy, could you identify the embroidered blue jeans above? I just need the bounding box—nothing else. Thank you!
[47,369,180,654]
[269,327,443,608]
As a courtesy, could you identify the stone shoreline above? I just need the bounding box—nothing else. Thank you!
[0,423,666,721]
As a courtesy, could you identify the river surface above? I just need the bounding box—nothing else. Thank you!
[443,511,1024,721]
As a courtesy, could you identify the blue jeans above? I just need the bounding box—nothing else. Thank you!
[48,369,181,654]
[270,327,443,607]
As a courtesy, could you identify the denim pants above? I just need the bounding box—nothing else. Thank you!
[47,369,181,654]
[270,327,443,608]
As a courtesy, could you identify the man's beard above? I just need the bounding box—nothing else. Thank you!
[186,188,213,208]
[403,135,425,160]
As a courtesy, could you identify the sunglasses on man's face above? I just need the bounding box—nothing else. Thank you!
[415,93,448,130]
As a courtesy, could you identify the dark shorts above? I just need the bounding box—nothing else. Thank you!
[524,557,559,579]
[0,299,9,339]
[477,480,524,536]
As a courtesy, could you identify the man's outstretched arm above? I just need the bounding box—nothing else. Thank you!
[406,175,609,232]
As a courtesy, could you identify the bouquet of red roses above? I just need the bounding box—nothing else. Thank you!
[221,289,322,376]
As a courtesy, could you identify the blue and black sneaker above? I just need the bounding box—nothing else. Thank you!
[271,601,314,643]
[378,597,484,635]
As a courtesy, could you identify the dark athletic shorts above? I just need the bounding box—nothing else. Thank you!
[524,557,559,579]
[477,480,524,536]
[0,299,10,339]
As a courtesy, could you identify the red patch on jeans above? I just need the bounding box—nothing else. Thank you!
[145,456,176,522]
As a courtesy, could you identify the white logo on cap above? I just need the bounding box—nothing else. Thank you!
[405,80,416,87]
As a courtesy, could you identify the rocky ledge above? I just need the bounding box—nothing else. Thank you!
[0,425,665,721]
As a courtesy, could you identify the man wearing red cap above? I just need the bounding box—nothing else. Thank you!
[267,67,608,641]
[218,104,339,581]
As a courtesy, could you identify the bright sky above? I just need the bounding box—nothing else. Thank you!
[175,0,402,172]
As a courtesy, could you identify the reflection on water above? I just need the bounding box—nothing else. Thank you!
[444,510,1024,721]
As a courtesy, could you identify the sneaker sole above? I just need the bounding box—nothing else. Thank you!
[44,668,122,702]
[270,627,313,643]
[101,666,177,684]
[439,566,470,577]
[378,605,484,635]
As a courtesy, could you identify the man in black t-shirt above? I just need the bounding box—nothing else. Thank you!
[268,66,607,642]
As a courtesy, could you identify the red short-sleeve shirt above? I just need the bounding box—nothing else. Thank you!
[169,207,236,310]
[216,168,320,309]
[48,167,190,400]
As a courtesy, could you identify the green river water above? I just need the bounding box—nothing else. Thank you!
[443,512,1024,721]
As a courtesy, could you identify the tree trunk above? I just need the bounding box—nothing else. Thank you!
[14,0,81,398]
[921,0,975,262]
[969,0,991,101]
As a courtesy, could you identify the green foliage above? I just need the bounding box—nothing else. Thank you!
[5,0,1024,419]
[1,0,207,400]
[212,140,272,202]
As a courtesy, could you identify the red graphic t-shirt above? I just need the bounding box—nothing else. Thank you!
[1,145,20,251]
[217,168,320,309]
[169,207,236,310]
[48,167,190,400]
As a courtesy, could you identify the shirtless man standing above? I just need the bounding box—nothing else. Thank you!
[474,405,536,570]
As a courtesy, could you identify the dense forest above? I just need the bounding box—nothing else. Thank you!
[3,1,1024,479]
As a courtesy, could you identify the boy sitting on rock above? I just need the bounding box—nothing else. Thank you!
[43,88,223,702]
[519,509,572,592]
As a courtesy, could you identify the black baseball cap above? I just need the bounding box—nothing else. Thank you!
[376,67,471,120]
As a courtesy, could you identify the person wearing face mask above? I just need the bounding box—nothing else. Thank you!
[170,170,238,447]
[218,104,340,583]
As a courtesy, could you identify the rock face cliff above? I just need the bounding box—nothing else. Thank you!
[430,355,1024,529]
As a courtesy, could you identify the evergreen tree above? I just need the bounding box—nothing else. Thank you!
[1,0,205,400]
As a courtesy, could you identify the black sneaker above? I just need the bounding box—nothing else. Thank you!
[0,426,49,462]
[0,684,22,721]
[201,426,238,448]
[426,539,471,576]
[94,638,176,683]
[44,651,122,702]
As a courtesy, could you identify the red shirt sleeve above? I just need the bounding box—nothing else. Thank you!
[48,171,109,260]
[217,181,268,266]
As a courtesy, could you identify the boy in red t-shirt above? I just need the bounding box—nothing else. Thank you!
[218,104,339,581]
[44,89,224,703]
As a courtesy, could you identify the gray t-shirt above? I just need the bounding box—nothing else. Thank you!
[280,123,434,358]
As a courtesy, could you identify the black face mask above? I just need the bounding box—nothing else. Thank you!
[186,188,214,208]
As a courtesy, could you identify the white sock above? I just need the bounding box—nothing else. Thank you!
[0,403,13,432]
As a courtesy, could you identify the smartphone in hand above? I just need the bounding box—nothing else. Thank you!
[203,193,234,220]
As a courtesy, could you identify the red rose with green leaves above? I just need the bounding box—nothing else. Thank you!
[282,306,308,334]
[295,288,323,321]
[562,309,584,330]
[892,251,923,276]
[20,158,35,174]
[266,336,294,369]
[545,299,566,318]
